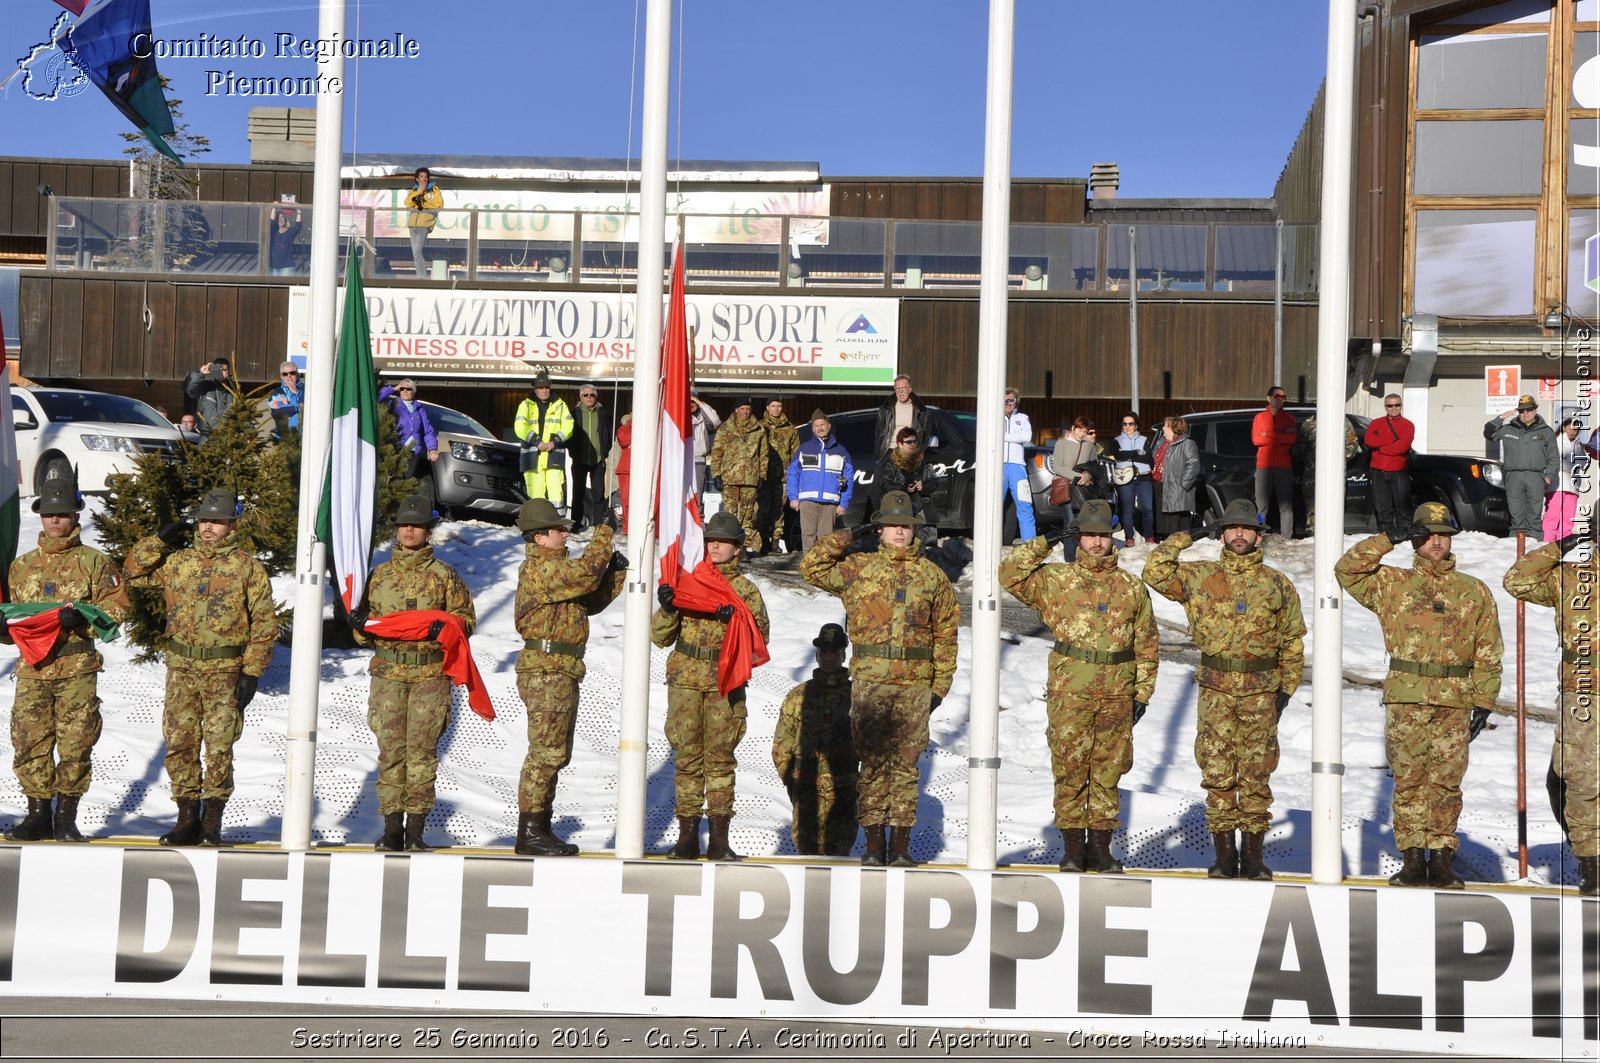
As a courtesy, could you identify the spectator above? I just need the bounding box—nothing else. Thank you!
[759,398,801,554]
[1545,418,1585,542]
[873,428,940,544]
[1051,417,1098,562]
[268,361,303,434]
[1111,412,1155,547]
[689,389,721,512]
[1153,416,1200,540]
[1002,388,1036,542]
[787,409,854,552]
[177,413,200,443]
[387,378,439,505]
[567,384,614,534]
[1252,386,1298,537]
[1363,393,1415,539]
[613,413,633,533]
[874,374,933,457]
[1484,395,1559,540]
[268,205,303,276]
[405,167,444,278]
[514,371,573,512]
[182,357,234,441]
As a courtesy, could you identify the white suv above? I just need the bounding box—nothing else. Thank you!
[10,387,182,496]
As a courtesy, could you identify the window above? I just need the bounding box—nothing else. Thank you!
[33,390,168,429]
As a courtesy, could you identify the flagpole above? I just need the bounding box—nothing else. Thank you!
[615,0,674,859]
[281,0,347,851]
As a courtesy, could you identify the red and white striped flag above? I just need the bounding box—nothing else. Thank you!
[654,245,768,693]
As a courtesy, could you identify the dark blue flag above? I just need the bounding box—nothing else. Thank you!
[63,0,182,162]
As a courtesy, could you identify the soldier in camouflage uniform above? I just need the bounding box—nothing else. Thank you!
[651,511,770,860]
[2,479,130,842]
[708,397,768,554]
[123,488,276,847]
[350,494,477,852]
[758,398,800,555]
[772,623,859,856]
[511,498,626,856]
[1504,533,1600,895]
[1000,499,1157,874]
[801,490,959,867]
[1336,502,1502,889]
[1142,497,1305,880]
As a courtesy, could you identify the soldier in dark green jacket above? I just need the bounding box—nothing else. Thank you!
[1484,395,1559,538]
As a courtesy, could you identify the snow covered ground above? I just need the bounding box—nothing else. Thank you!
[0,505,1576,889]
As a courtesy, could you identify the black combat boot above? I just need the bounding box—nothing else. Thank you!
[404,812,432,852]
[1428,847,1465,889]
[861,824,886,867]
[159,799,202,847]
[1239,831,1273,881]
[53,795,86,842]
[670,816,700,860]
[6,797,52,842]
[1058,828,1086,873]
[1389,847,1428,886]
[198,800,228,847]
[375,812,404,851]
[706,816,741,861]
[887,825,916,867]
[1085,829,1125,874]
[515,811,578,857]
[1579,855,1599,897]
[1207,831,1239,879]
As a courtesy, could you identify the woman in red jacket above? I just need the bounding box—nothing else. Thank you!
[615,414,633,533]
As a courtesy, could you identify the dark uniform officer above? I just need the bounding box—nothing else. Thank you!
[772,623,859,856]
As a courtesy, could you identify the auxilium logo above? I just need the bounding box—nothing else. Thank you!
[17,12,90,102]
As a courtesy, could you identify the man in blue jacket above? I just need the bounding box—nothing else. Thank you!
[787,409,855,553]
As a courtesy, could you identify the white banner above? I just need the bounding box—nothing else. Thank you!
[286,286,899,386]
[0,845,1592,1058]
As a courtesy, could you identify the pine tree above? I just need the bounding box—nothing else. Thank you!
[111,76,213,272]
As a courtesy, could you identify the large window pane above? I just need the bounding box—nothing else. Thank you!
[893,220,980,289]
[1415,209,1536,316]
[1414,120,1545,194]
[1573,117,1600,194]
[1418,33,1546,109]
[1010,224,1098,291]
[1569,208,1600,321]
[1435,0,1550,24]
[1105,225,1206,290]
[1575,33,1599,107]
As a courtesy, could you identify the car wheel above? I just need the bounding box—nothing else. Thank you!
[37,455,72,495]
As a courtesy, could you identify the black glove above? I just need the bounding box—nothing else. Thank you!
[929,693,943,715]
[851,522,879,542]
[1275,690,1292,721]
[234,673,258,712]
[156,518,192,547]
[347,605,368,630]
[657,584,676,610]
[425,619,445,641]
[715,604,735,623]
[1468,707,1492,742]
[1556,533,1591,556]
[0,615,8,637]
[56,606,87,633]
[1132,700,1148,725]
[1387,522,1426,545]
[602,508,621,531]
[607,550,629,573]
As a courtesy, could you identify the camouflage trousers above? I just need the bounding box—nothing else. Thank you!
[720,485,763,553]
[1195,688,1279,833]
[851,681,931,828]
[368,675,451,815]
[1385,702,1469,851]
[1554,691,1600,858]
[11,673,101,798]
[665,685,747,818]
[163,666,244,802]
[785,768,859,856]
[516,671,579,814]
[1046,693,1134,830]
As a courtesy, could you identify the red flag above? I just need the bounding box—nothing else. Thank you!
[6,611,67,666]
[360,610,495,722]
[51,1,89,14]
[653,245,768,693]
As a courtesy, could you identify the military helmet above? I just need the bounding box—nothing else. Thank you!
[1215,498,1265,531]
[530,370,553,389]
[1072,498,1116,535]
[1412,501,1458,536]
[871,490,925,527]
[31,477,82,515]
[813,623,849,651]
[193,488,241,521]
[517,498,571,533]
[703,510,745,544]
[394,493,439,526]
[1516,394,1538,411]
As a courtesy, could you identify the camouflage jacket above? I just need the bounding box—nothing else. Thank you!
[708,414,768,486]
[800,530,960,696]
[513,525,624,680]
[1335,534,1502,709]
[7,528,130,679]
[354,543,476,681]
[1504,541,1597,695]
[649,558,769,692]
[1142,531,1306,695]
[1000,537,1158,701]
[124,530,277,677]
[761,413,800,475]
[772,668,858,782]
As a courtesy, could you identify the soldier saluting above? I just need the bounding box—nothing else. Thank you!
[1142,498,1305,881]
[1001,499,1157,874]
[772,623,859,856]
[1336,502,1501,889]
[123,488,276,847]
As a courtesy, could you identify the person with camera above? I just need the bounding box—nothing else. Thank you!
[1111,412,1155,547]
[405,166,444,278]
[788,409,855,553]
[182,357,234,441]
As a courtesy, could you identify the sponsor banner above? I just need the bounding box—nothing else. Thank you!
[286,287,899,386]
[0,845,1593,1057]
[341,187,831,246]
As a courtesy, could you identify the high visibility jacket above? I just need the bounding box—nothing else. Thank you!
[514,396,574,474]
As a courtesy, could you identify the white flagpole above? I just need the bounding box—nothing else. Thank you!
[615,0,673,860]
[281,0,347,851]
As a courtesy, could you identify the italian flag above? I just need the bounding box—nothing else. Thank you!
[0,309,18,599]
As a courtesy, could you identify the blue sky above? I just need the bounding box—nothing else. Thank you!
[1,0,1330,198]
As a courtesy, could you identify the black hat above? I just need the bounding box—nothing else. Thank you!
[395,493,439,526]
[194,488,241,521]
[813,623,848,651]
[703,511,745,544]
[530,370,552,389]
[32,478,82,516]
[732,396,753,410]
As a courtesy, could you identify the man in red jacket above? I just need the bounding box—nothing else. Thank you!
[1363,393,1415,539]
[1252,386,1298,537]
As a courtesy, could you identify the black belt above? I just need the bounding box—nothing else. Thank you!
[524,638,585,660]
[1389,657,1470,679]
[675,642,721,662]
[1199,653,1279,673]
[374,646,444,666]
[52,640,97,659]
[1562,649,1596,667]
[853,644,934,661]
[1053,642,1134,665]
[168,641,245,661]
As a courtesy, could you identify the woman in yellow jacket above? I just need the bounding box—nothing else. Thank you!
[406,166,444,278]
[515,371,575,509]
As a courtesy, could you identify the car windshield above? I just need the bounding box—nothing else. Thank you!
[33,390,169,429]
[937,411,975,444]
[421,403,492,438]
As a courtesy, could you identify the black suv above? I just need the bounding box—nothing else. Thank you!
[1182,406,1510,536]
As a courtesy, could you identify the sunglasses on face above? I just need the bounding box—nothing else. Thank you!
[1122,420,1137,426]
[397,387,414,394]
[282,371,299,377]
[1384,403,1401,408]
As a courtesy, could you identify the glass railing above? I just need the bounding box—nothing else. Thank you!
[44,197,1318,294]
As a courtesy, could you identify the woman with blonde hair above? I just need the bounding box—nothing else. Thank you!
[1153,416,1201,540]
